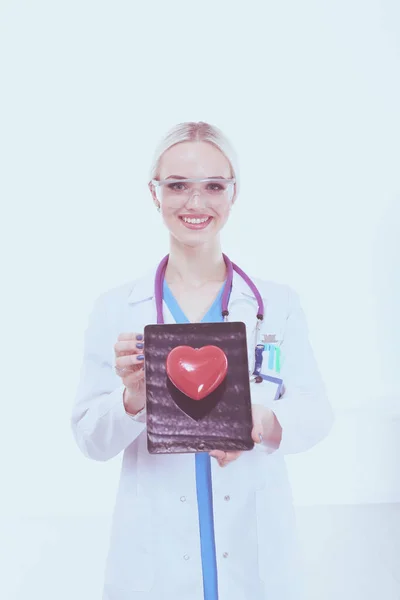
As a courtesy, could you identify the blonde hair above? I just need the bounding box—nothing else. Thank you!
[149,121,240,196]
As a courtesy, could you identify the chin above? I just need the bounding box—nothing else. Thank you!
[167,216,219,244]
[173,231,215,248]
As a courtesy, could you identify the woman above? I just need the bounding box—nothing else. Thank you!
[71,121,333,600]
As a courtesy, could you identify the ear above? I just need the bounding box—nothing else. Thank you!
[230,183,238,207]
[148,181,161,211]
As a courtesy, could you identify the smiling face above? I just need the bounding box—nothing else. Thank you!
[150,141,236,248]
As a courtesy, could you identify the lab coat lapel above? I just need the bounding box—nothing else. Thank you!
[126,262,262,329]
[127,266,176,326]
[228,271,261,367]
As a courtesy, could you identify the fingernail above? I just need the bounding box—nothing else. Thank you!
[136,343,144,349]
[259,434,263,443]
[136,334,143,341]
[137,355,144,361]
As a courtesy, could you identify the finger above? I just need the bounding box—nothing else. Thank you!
[125,367,145,379]
[116,365,145,379]
[115,354,145,369]
[251,425,264,444]
[211,451,242,468]
[209,450,226,460]
[251,404,264,444]
[115,358,146,377]
[251,411,264,443]
[218,456,238,467]
[224,451,242,462]
[114,340,145,356]
[209,450,241,460]
[117,333,144,342]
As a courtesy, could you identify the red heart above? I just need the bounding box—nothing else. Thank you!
[166,345,228,401]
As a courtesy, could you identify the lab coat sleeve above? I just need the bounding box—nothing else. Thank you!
[252,286,334,454]
[71,293,146,461]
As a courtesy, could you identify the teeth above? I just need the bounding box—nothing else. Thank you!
[182,217,209,224]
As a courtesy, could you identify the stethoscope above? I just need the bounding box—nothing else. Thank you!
[154,254,266,381]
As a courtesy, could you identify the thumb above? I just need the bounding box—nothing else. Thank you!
[251,425,264,444]
[251,404,264,444]
[209,450,226,460]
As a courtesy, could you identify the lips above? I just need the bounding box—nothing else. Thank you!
[179,214,213,230]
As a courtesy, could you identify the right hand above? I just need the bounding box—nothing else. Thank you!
[114,332,146,415]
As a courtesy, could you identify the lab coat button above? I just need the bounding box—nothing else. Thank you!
[183,554,190,560]
[180,496,186,502]
[224,495,230,501]
[223,552,229,558]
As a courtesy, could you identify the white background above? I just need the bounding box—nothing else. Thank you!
[0,0,399,597]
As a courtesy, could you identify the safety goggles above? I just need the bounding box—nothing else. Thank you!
[151,177,236,205]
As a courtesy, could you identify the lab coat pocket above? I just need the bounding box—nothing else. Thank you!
[104,497,155,593]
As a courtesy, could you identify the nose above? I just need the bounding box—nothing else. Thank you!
[185,189,205,209]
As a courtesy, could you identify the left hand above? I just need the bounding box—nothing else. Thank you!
[209,404,277,467]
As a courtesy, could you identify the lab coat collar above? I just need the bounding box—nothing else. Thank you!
[127,265,158,304]
[127,262,262,305]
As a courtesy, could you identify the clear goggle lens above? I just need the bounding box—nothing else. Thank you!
[151,178,235,204]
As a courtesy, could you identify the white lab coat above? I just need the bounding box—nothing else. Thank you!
[71,266,333,600]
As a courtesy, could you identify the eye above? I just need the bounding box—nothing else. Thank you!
[168,182,187,192]
[206,183,225,192]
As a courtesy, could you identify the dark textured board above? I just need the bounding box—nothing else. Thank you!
[144,322,254,454]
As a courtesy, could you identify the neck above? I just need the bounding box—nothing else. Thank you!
[165,236,226,287]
